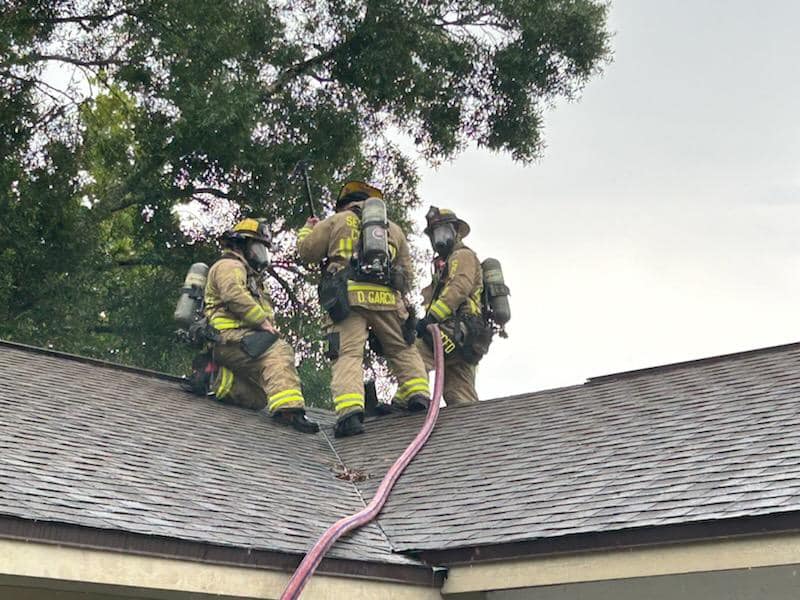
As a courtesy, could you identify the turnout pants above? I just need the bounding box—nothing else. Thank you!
[327,307,429,420]
[417,339,479,407]
[211,338,306,414]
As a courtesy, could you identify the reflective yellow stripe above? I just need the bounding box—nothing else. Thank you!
[334,393,364,411]
[396,383,430,400]
[243,304,267,325]
[347,282,395,294]
[210,316,242,330]
[429,304,447,320]
[336,238,355,258]
[335,392,364,402]
[215,367,234,398]
[298,227,312,240]
[397,377,428,392]
[269,395,304,411]
[430,299,452,320]
[269,388,303,403]
[336,399,365,411]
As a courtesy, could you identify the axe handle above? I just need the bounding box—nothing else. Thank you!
[302,168,316,217]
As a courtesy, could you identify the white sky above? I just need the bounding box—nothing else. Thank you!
[412,0,800,398]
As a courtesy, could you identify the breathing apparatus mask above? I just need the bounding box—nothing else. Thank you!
[429,223,456,258]
[245,238,271,271]
[222,218,273,271]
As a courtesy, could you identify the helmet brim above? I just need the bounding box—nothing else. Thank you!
[337,181,383,208]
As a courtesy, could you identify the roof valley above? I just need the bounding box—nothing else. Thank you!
[319,427,402,555]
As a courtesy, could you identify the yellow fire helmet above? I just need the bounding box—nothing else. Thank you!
[222,218,272,246]
[424,206,470,238]
[336,180,383,209]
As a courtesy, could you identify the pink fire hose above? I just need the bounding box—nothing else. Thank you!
[279,324,445,599]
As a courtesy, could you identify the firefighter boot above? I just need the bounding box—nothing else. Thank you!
[181,353,215,396]
[273,409,320,434]
[408,394,430,412]
[334,412,365,438]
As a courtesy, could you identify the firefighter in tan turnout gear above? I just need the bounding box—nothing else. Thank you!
[416,207,491,406]
[204,218,319,433]
[297,181,431,438]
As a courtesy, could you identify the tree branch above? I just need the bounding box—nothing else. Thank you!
[111,257,166,268]
[263,46,341,97]
[21,52,124,68]
[19,8,135,25]
[271,261,308,277]
[266,265,302,313]
[191,187,230,198]
[1,71,83,107]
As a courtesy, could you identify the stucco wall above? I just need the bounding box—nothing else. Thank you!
[490,564,800,600]
[443,531,800,595]
[0,539,441,600]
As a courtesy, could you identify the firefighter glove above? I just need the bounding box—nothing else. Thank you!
[416,315,433,338]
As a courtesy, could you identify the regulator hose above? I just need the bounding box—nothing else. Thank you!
[279,324,445,600]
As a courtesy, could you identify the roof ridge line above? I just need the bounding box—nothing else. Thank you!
[0,339,182,383]
[586,339,800,384]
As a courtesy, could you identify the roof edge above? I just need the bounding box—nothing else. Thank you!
[416,510,800,566]
[587,340,800,384]
[0,339,182,383]
[0,515,443,587]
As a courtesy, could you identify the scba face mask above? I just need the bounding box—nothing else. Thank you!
[430,223,456,258]
[245,239,271,270]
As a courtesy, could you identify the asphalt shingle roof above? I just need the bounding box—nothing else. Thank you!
[0,343,410,565]
[2,340,800,564]
[335,342,800,552]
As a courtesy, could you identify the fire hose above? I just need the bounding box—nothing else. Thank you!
[279,324,445,600]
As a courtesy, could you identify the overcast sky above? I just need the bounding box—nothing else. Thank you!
[412,0,800,398]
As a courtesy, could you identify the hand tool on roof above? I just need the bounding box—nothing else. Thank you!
[279,324,446,600]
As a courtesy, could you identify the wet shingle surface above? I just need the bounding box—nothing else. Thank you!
[3,341,800,560]
[334,343,800,552]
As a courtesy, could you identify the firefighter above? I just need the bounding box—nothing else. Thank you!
[415,207,488,406]
[204,218,319,433]
[297,181,430,437]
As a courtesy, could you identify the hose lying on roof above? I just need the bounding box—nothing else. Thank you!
[279,324,446,600]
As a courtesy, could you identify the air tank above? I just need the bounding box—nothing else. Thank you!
[359,197,390,277]
[174,262,209,326]
[481,258,511,327]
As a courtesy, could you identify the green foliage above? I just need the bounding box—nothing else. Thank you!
[0,0,610,405]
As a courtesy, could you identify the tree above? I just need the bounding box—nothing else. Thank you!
[0,0,611,404]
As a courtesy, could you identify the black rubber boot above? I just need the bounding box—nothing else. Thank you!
[374,403,396,416]
[407,394,430,413]
[273,409,320,434]
[334,412,365,438]
[180,353,215,396]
